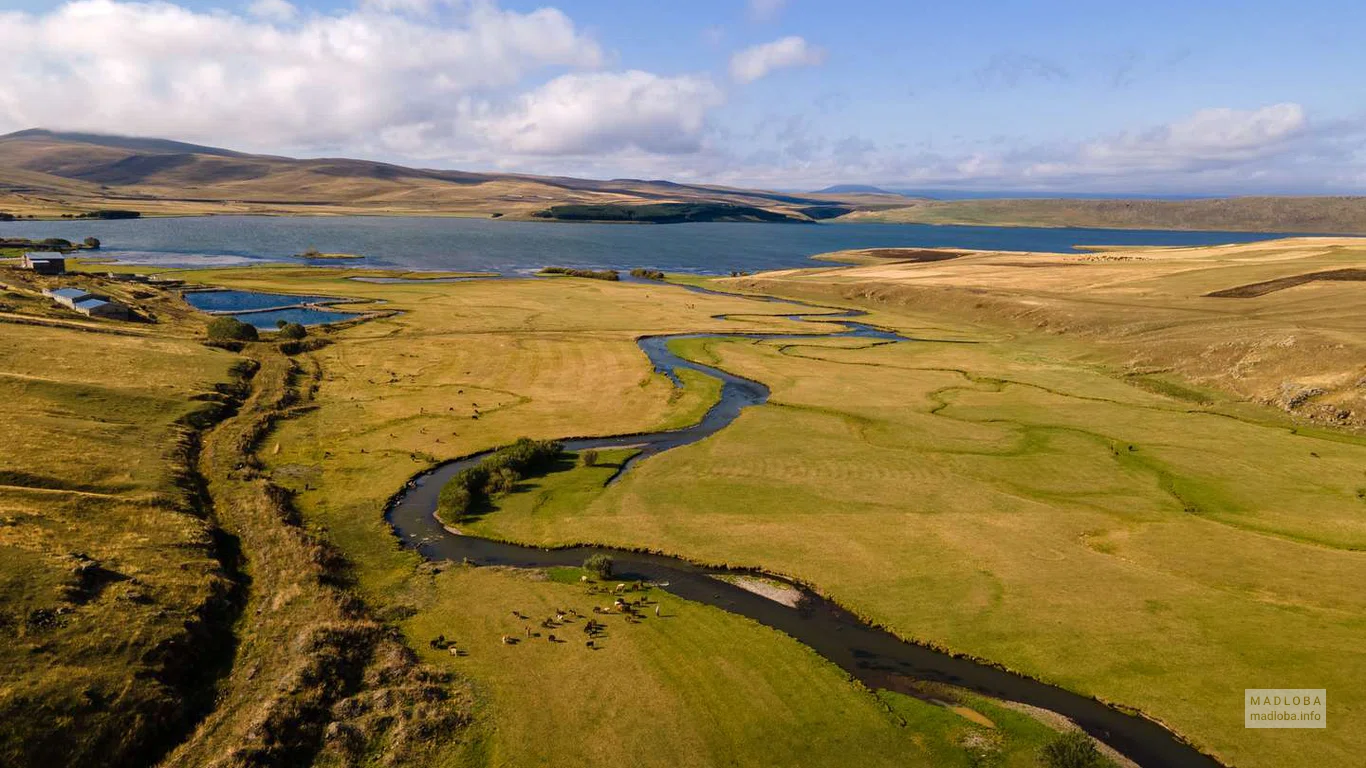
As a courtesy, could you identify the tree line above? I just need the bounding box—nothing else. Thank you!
[437,438,565,524]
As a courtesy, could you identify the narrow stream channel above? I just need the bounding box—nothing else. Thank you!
[385,285,1222,768]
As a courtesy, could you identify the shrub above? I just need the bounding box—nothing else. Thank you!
[629,268,665,281]
[538,266,620,281]
[40,237,73,248]
[1040,731,1104,768]
[583,554,613,580]
[85,209,140,219]
[579,449,599,467]
[206,316,259,342]
[83,237,101,249]
[276,322,308,340]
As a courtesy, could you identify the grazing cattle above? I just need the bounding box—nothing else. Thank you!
[655,605,661,617]
[501,635,515,645]
[548,634,557,642]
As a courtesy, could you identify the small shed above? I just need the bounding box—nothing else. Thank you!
[21,252,67,275]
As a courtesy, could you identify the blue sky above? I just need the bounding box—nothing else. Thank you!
[1,0,1363,193]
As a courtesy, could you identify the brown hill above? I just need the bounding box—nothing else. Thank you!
[0,129,900,220]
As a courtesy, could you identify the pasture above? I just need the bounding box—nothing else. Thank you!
[162,242,1366,767]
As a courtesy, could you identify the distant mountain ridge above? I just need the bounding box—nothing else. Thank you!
[0,129,901,221]
[1,129,1362,232]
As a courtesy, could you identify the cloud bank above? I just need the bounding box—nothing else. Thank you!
[0,1,1358,193]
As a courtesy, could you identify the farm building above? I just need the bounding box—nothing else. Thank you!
[73,297,131,319]
[45,287,94,308]
[42,287,132,319]
[20,252,66,274]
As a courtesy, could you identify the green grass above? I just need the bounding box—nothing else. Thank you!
[464,449,640,539]
[403,565,1061,767]
[177,255,1366,768]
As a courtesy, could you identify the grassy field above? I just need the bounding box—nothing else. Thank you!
[841,197,1366,234]
[189,242,1366,768]
[14,238,1358,767]
[0,271,239,766]
[143,267,1078,766]
[402,564,1065,768]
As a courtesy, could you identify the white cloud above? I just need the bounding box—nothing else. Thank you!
[486,71,724,155]
[747,0,787,22]
[730,36,825,84]
[0,0,604,151]
[1076,103,1308,170]
[247,0,296,23]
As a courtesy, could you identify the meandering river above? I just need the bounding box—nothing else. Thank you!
[385,285,1221,768]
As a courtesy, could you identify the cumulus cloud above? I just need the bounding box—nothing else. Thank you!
[0,0,605,152]
[1020,103,1312,181]
[484,71,724,155]
[1079,103,1308,170]
[730,36,825,84]
[646,102,1363,194]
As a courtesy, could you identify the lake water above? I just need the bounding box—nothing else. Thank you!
[182,289,338,312]
[0,215,1296,274]
[233,307,360,329]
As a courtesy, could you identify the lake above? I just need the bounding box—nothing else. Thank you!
[0,215,1297,274]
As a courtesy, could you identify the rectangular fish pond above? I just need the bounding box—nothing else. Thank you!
[182,289,363,328]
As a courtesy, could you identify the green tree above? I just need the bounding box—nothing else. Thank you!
[579,449,599,467]
[583,554,613,580]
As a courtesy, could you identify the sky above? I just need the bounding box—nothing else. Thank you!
[1,0,1363,194]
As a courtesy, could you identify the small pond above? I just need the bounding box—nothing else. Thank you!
[183,289,339,313]
[234,307,360,329]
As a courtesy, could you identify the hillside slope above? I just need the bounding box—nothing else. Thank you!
[0,129,898,221]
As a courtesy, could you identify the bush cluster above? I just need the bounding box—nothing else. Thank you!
[437,438,564,524]
[1040,731,1104,768]
[583,553,613,580]
[629,268,665,280]
[538,266,620,281]
[206,316,259,342]
[275,320,308,340]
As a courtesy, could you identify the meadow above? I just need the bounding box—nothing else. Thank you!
[177,240,1366,768]
[8,234,1361,767]
[146,266,1081,766]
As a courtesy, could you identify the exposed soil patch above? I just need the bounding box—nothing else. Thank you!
[1206,268,1366,298]
[713,574,804,608]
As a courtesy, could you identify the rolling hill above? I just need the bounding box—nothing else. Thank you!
[0,129,902,221]
[2,129,1363,231]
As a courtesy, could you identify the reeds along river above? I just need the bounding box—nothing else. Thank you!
[385,287,1224,768]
